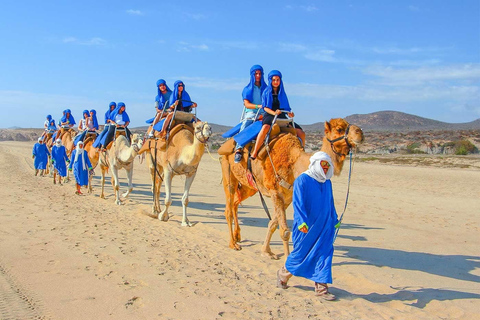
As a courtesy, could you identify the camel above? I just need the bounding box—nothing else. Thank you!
[99,133,142,205]
[44,132,54,176]
[139,120,212,226]
[219,118,364,259]
[83,134,100,193]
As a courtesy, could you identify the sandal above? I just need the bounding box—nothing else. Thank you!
[276,270,288,289]
[314,283,336,301]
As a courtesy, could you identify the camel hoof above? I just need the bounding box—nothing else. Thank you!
[261,251,279,260]
[234,234,241,242]
[115,200,122,205]
[229,243,242,251]
[181,221,192,227]
[159,213,169,221]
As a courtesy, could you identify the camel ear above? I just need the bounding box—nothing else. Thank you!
[324,121,332,134]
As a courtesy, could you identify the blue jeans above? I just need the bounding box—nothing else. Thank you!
[235,118,255,150]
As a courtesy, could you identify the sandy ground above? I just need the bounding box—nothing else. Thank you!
[0,141,479,320]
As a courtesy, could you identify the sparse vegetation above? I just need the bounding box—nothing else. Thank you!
[406,142,426,154]
[453,140,478,155]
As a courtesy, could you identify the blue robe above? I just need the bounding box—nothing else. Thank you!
[32,143,50,169]
[51,145,69,177]
[285,174,338,284]
[68,149,92,186]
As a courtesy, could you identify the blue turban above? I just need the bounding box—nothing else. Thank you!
[82,110,89,118]
[156,79,172,108]
[242,65,267,102]
[46,115,52,121]
[61,109,76,125]
[90,109,99,130]
[105,102,116,123]
[111,102,130,123]
[262,70,291,112]
[169,80,193,110]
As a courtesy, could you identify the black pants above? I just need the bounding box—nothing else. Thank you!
[103,126,132,147]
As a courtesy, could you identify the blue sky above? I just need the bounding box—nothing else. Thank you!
[0,0,479,128]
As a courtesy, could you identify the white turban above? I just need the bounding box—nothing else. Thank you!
[38,137,43,142]
[304,151,334,183]
[74,141,86,170]
[55,138,62,146]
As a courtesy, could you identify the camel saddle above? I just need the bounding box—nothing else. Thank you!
[142,122,194,153]
[218,123,296,161]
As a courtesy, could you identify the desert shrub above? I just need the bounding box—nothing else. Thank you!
[406,142,425,154]
[454,140,477,155]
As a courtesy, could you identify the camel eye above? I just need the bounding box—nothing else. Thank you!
[337,128,343,133]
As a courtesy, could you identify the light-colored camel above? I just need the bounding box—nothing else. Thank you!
[140,121,212,226]
[220,118,364,259]
[44,132,54,176]
[99,133,142,205]
[83,134,100,193]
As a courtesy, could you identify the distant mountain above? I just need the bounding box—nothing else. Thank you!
[301,111,480,132]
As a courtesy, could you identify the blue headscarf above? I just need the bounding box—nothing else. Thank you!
[61,109,76,125]
[242,65,267,102]
[82,110,89,119]
[46,115,52,121]
[48,119,56,130]
[110,102,130,123]
[105,102,116,123]
[155,79,172,109]
[262,70,291,112]
[169,80,193,110]
[90,109,99,130]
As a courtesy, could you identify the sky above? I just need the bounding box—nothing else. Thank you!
[0,0,479,128]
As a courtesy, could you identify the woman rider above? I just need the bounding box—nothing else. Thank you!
[101,102,132,149]
[94,102,116,149]
[250,70,305,159]
[158,80,197,138]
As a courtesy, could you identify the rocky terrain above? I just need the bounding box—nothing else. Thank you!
[3,111,479,157]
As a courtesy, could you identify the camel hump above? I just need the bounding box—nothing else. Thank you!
[218,138,236,156]
[169,122,194,137]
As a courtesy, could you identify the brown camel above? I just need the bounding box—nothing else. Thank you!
[219,118,364,259]
[139,120,212,226]
[83,134,100,193]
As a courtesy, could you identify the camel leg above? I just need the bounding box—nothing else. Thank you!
[153,174,163,214]
[111,167,122,205]
[122,165,134,198]
[261,192,287,260]
[180,173,196,227]
[221,157,241,250]
[100,166,107,199]
[159,169,172,221]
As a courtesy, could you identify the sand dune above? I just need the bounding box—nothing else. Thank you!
[0,141,479,319]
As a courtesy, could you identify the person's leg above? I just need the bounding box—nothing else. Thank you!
[234,119,253,163]
[296,128,306,148]
[159,113,174,138]
[250,124,270,159]
[314,283,336,301]
[76,183,82,195]
[277,265,293,289]
[148,113,162,137]
[102,126,115,150]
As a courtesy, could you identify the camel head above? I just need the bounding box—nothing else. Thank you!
[131,133,143,152]
[193,121,212,144]
[323,118,364,174]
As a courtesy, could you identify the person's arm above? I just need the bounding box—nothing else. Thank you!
[124,121,130,128]
[243,99,260,110]
[263,107,281,116]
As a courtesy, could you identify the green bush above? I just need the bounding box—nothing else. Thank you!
[454,140,477,155]
[406,142,425,154]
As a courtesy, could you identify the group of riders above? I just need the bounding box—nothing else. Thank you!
[31,66,344,300]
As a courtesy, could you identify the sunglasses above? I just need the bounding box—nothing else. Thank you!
[178,84,184,87]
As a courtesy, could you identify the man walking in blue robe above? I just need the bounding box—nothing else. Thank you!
[32,137,50,176]
[68,141,92,195]
[277,151,338,301]
[51,138,70,185]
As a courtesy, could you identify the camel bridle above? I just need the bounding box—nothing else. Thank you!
[326,124,353,157]
[194,123,211,144]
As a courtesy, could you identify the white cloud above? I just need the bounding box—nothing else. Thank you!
[304,49,336,62]
[177,77,244,91]
[176,42,209,52]
[184,12,207,20]
[363,64,480,86]
[300,5,318,12]
[278,42,308,53]
[126,9,143,16]
[62,37,106,46]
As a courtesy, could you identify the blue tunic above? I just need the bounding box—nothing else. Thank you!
[68,149,92,186]
[32,143,50,170]
[285,174,338,284]
[51,145,69,177]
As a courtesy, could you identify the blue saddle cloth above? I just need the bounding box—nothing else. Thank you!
[222,122,243,139]
[146,117,155,124]
[233,121,263,147]
[153,119,166,132]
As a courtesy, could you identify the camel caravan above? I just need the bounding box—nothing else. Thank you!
[32,70,363,274]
